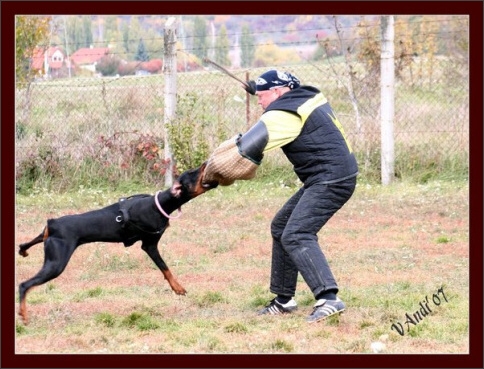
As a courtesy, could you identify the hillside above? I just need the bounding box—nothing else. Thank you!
[56,14,373,48]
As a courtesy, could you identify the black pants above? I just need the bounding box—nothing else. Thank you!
[269,176,356,299]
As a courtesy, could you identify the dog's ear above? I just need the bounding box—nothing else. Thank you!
[171,181,183,197]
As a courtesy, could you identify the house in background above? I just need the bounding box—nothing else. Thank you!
[30,46,67,79]
[70,46,110,73]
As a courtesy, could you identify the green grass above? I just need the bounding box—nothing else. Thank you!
[15,178,469,354]
[15,61,468,193]
[121,312,160,331]
[95,312,116,327]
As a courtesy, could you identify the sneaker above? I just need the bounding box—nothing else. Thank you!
[257,298,298,315]
[307,297,345,323]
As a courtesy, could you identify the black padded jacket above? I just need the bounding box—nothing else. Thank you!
[238,86,358,186]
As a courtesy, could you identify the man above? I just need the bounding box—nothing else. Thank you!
[203,70,358,323]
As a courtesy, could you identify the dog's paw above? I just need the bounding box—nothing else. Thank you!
[19,249,29,257]
[18,309,29,325]
[165,275,187,295]
[172,284,187,295]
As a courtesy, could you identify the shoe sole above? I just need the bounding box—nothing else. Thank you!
[258,307,298,315]
[307,308,345,323]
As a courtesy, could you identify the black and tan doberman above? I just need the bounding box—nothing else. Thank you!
[18,162,218,324]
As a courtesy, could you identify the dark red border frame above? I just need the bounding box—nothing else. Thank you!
[2,2,482,368]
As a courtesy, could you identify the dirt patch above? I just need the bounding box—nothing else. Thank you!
[15,181,469,354]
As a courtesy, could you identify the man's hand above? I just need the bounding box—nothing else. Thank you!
[244,80,256,95]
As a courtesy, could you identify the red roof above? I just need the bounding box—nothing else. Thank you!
[70,47,109,65]
[31,46,65,71]
[31,48,45,70]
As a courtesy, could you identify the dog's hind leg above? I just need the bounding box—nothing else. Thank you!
[18,237,77,324]
[141,242,187,295]
[19,226,48,257]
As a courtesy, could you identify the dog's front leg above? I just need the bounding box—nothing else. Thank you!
[141,241,187,295]
[161,269,187,296]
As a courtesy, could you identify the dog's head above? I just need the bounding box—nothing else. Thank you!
[171,162,219,199]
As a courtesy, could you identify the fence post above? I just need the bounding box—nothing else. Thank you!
[163,17,177,187]
[245,70,251,130]
[380,15,395,185]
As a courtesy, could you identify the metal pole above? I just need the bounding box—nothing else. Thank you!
[163,17,177,187]
[63,16,71,78]
[245,70,250,130]
[380,15,395,185]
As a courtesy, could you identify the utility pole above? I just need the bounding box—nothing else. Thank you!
[63,16,72,78]
[163,17,177,187]
[380,15,395,185]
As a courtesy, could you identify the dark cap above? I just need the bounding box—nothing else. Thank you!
[255,70,301,91]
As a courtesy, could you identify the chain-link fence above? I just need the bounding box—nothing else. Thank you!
[15,55,469,190]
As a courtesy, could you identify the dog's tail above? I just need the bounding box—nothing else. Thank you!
[18,226,48,257]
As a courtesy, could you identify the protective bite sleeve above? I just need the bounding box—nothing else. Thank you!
[203,135,260,186]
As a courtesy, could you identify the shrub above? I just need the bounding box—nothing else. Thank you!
[140,59,162,73]
[16,121,27,140]
[96,54,121,76]
[16,144,62,193]
[167,92,212,173]
[117,61,138,76]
